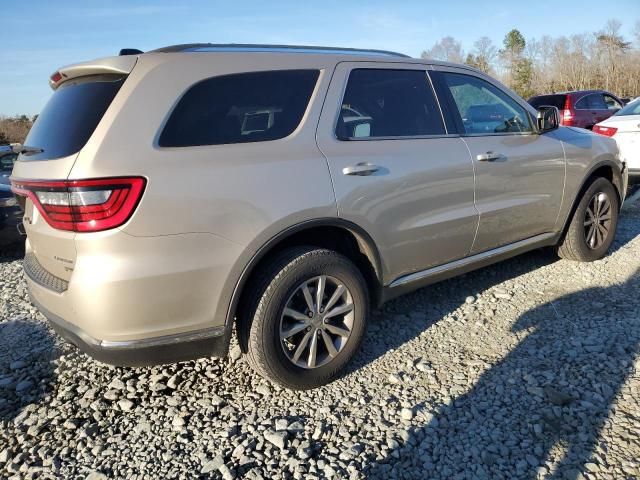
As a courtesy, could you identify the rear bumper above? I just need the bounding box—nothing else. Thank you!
[629,168,640,184]
[22,229,242,367]
[30,292,230,367]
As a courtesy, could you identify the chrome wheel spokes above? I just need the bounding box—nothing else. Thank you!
[584,192,612,250]
[279,275,354,369]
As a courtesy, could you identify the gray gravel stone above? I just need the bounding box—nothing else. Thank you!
[0,193,639,479]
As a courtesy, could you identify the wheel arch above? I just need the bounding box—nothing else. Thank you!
[560,159,623,237]
[228,219,384,351]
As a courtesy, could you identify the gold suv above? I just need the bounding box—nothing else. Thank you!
[11,44,626,389]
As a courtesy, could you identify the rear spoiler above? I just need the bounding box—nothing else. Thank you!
[49,55,138,90]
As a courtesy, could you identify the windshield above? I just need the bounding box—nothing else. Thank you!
[21,74,126,161]
[615,99,640,116]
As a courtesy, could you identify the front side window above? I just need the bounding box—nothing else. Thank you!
[336,69,445,140]
[159,70,319,147]
[439,72,533,135]
[603,94,622,110]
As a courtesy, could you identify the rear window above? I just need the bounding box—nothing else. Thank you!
[159,70,320,147]
[21,74,125,161]
[528,95,566,110]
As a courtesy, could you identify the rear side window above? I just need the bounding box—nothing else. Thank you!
[21,74,125,161]
[336,69,445,139]
[159,70,319,147]
[528,94,566,110]
[576,94,607,110]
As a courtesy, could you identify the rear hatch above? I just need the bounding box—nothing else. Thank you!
[11,55,137,281]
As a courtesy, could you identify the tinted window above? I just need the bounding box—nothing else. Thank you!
[336,69,445,139]
[439,73,533,134]
[588,94,608,110]
[576,94,607,110]
[528,94,566,110]
[574,96,589,109]
[22,75,125,161]
[160,70,319,147]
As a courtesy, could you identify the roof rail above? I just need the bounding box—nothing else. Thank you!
[150,43,411,58]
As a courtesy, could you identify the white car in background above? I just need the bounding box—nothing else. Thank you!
[594,99,640,183]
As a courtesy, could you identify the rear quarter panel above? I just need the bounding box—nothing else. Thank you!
[68,52,339,329]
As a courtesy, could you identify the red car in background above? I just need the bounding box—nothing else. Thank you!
[528,90,624,130]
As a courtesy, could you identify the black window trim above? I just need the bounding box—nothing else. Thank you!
[333,66,454,142]
[430,68,540,137]
[156,68,322,149]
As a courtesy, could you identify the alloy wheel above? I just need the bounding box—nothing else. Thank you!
[279,275,354,369]
[584,191,612,250]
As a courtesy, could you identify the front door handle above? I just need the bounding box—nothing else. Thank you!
[476,152,503,162]
[342,163,380,176]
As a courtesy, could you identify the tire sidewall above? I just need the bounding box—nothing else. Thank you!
[252,250,369,389]
[573,178,619,261]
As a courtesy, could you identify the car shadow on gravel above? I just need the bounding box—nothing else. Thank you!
[349,247,560,375]
[0,319,58,423]
[351,194,640,376]
[0,243,24,264]
[365,268,640,480]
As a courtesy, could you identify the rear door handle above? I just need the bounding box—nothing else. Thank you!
[476,152,503,162]
[342,163,380,176]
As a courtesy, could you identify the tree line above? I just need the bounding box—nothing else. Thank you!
[421,19,640,99]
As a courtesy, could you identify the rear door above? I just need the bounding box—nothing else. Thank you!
[431,67,565,254]
[316,62,478,283]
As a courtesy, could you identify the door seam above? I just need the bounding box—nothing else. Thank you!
[461,137,481,255]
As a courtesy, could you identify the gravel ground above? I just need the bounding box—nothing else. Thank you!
[1,192,639,480]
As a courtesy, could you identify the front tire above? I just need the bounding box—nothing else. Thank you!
[244,247,369,389]
[557,177,619,262]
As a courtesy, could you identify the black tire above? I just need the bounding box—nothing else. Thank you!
[243,247,369,389]
[557,177,619,262]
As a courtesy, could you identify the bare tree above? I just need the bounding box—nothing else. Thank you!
[421,36,465,64]
[466,36,497,74]
[421,19,640,98]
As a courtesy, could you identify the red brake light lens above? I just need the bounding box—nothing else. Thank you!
[10,177,146,232]
[592,125,618,137]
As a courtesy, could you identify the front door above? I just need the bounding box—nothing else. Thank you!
[316,63,479,284]
[431,68,565,254]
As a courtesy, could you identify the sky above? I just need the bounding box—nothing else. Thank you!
[1,0,638,115]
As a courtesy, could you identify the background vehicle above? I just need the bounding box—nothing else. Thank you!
[11,45,626,389]
[0,151,23,247]
[594,98,640,184]
[528,90,624,129]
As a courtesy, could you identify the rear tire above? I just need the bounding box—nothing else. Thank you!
[243,247,369,390]
[557,177,619,262]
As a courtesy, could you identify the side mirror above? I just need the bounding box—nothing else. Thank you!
[536,106,560,133]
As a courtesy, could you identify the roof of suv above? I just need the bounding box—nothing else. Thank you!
[149,43,412,58]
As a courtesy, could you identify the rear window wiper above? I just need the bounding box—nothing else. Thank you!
[11,144,44,156]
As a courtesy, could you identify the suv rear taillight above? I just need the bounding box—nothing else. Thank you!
[11,177,146,232]
[592,124,618,137]
[561,96,574,125]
